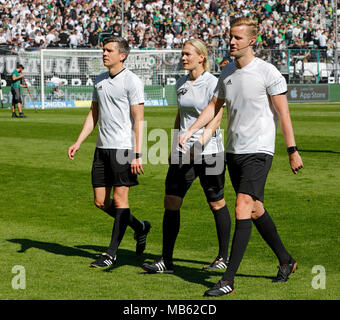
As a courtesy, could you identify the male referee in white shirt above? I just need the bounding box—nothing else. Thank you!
[180,17,303,297]
[68,36,151,268]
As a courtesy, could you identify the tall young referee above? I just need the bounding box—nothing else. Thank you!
[180,17,303,296]
[68,36,151,268]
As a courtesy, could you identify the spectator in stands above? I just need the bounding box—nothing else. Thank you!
[89,29,99,48]
[112,23,121,37]
[317,31,328,62]
[0,0,336,60]
[58,25,70,47]
[34,29,46,47]
[69,30,78,48]
[0,28,8,44]
[46,28,58,47]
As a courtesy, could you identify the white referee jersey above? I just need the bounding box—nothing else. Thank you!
[92,68,144,149]
[214,57,287,155]
[176,71,224,155]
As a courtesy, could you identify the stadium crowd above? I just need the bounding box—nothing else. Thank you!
[0,0,338,61]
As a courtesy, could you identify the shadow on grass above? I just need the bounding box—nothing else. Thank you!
[7,238,96,258]
[7,238,275,288]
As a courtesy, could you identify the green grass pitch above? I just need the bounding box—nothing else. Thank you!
[0,103,339,300]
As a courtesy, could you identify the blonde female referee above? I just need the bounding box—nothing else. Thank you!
[142,39,231,274]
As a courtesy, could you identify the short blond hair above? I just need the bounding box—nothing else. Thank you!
[230,17,258,38]
[183,39,210,71]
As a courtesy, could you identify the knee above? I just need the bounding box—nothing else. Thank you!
[164,195,182,211]
[112,195,128,208]
[235,194,254,220]
[208,198,226,211]
[235,206,246,220]
[112,187,129,208]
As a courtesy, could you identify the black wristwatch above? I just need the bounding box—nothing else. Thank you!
[287,146,298,155]
[134,153,142,159]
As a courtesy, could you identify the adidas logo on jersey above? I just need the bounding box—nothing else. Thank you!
[226,79,232,85]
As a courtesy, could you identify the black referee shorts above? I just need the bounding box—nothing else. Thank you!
[91,148,138,188]
[165,152,226,202]
[226,153,273,203]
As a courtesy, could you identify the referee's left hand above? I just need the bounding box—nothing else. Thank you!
[131,157,144,175]
[289,152,303,174]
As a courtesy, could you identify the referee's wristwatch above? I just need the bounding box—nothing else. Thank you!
[287,146,298,155]
[134,152,142,159]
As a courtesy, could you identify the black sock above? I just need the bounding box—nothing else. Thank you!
[106,208,130,257]
[222,219,252,282]
[105,201,116,218]
[105,201,144,233]
[252,210,291,265]
[162,209,180,263]
[212,205,231,260]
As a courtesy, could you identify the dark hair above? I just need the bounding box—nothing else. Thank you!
[17,63,24,70]
[103,36,130,61]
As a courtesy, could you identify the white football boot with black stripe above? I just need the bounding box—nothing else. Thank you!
[142,258,174,274]
[202,256,229,270]
[90,253,116,268]
[204,280,235,297]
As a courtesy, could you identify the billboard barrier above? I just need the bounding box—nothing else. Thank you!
[287,85,329,102]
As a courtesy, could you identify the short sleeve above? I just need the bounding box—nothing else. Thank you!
[265,64,287,96]
[127,74,145,106]
[214,73,226,100]
[208,75,218,100]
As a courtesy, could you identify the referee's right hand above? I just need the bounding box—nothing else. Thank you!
[179,130,193,150]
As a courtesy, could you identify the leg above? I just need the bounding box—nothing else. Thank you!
[92,148,150,260]
[222,193,253,280]
[141,194,181,274]
[162,195,182,263]
[111,186,150,256]
[252,201,292,265]
[90,186,117,267]
[207,199,231,264]
[200,153,231,266]
[142,162,192,274]
[93,186,112,212]
[11,88,17,117]
[17,102,23,114]
[15,88,26,118]
[94,185,145,234]
[204,193,253,297]
[161,162,192,264]
[112,185,130,208]
[91,186,130,260]
[105,186,130,257]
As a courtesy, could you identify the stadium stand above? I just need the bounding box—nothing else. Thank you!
[0,0,339,83]
[0,0,337,56]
